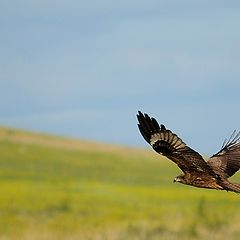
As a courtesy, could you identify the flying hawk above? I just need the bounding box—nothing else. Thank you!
[137,111,240,193]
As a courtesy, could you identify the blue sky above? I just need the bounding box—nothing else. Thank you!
[1,1,240,154]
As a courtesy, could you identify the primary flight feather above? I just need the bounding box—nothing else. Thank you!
[137,111,240,193]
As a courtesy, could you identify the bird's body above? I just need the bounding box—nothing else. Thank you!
[173,172,223,190]
[137,111,240,193]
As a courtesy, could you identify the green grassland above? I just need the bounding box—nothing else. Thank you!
[0,127,240,240]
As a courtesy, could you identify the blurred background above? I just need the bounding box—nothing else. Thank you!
[1,0,240,154]
[1,1,240,240]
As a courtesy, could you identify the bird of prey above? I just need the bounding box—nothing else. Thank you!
[137,111,240,193]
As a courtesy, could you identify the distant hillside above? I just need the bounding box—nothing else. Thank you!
[0,126,153,157]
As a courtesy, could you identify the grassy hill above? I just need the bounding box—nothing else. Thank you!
[0,127,240,240]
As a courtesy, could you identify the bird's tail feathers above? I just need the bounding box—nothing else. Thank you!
[224,182,240,193]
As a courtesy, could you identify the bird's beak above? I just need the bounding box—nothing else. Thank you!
[173,177,180,183]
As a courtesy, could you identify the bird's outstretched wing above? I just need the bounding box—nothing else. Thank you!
[137,111,216,176]
[207,131,240,179]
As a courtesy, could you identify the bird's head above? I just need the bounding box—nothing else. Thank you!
[173,175,186,184]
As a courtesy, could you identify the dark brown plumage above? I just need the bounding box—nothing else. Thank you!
[137,111,240,193]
